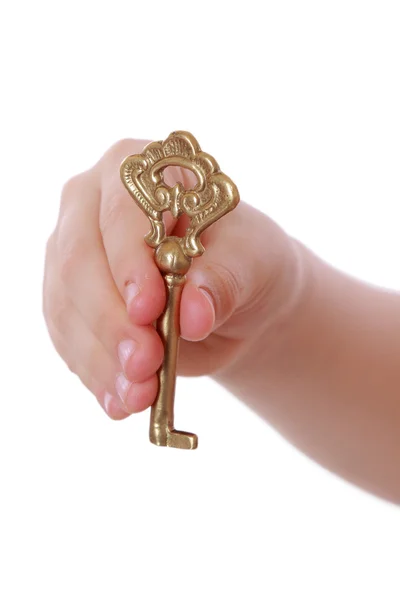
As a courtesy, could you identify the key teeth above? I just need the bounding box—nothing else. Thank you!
[150,427,198,450]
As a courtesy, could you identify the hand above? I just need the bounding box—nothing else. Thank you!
[43,139,300,420]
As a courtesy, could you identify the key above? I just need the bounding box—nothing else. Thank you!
[120,131,240,449]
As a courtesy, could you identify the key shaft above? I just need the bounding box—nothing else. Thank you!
[120,131,240,449]
[150,272,197,449]
[149,236,197,449]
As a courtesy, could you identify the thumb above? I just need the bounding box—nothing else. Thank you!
[179,201,294,342]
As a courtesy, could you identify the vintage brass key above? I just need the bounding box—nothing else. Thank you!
[120,131,239,449]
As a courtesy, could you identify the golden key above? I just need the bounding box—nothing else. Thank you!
[120,131,239,449]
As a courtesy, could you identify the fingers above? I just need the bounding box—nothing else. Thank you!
[48,137,281,421]
[55,164,164,385]
[96,139,169,325]
[45,137,205,420]
[44,249,158,418]
[44,139,167,419]
[96,139,192,326]
[50,309,159,419]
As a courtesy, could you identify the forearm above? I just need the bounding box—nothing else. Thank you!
[215,242,400,503]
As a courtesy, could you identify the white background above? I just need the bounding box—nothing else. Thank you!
[1,1,400,598]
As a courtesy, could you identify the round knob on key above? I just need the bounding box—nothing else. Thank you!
[154,237,191,276]
[120,131,240,449]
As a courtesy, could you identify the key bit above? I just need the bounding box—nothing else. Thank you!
[120,131,240,449]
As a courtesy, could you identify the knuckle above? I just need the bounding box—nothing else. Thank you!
[55,175,94,286]
[57,245,75,284]
[57,234,87,284]
[42,273,59,330]
[96,138,151,185]
[45,318,59,348]
[60,172,90,209]
[44,231,56,260]
[42,235,56,313]
[55,207,90,285]
[42,281,52,324]
[105,138,147,164]
[91,307,113,344]
[45,319,77,375]
[99,191,127,237]
[49,299,71,339]
[109,138,137,157]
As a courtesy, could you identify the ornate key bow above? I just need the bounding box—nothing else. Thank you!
[120,131,239,449]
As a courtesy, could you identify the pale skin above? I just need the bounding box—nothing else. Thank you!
[43,139,400,504]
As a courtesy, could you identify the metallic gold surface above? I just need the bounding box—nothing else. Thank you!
[120,131,239,448]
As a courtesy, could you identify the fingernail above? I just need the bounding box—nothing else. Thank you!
[115,372,131,405]
[199,288,216,325]
[104,391,113,414]
[125,282,140,307]
[118,339,136,370]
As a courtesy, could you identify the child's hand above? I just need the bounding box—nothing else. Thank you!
[43,138,400,501]
[43,139,299,419]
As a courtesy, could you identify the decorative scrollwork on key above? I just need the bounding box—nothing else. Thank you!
[120,131,239,255]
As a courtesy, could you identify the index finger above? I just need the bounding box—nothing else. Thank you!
[94,139,184,326]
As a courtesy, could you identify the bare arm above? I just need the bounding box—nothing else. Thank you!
[216,243,400,504]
